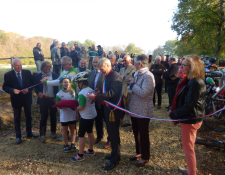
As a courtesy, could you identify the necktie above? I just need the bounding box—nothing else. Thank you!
[93,71,97,89]
[17,72,22,87]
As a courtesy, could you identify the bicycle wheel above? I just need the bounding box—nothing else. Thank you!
[203,100,225,132]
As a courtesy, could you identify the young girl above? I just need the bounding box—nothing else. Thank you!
[70,72,97,162]
[56,75,77,152]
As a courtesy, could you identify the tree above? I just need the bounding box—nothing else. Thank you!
[152,46,165,60]
[83,39,95,51]
[171,0,225,60]
[67,40,82,47]
[125,43,144,55]
[163,40,178,57]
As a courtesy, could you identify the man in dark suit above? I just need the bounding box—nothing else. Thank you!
[3,58,37,144]
[88,56,105,145]
[88,58,123,171]
[34,61,59,143]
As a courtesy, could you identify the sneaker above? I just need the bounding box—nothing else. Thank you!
[64,145,70,153]
[51,133,57,139]
[70,155,85,162]
[57,136,63,141]
[40,136,46,143]
[84,150,95,156]
[71,144,76,152]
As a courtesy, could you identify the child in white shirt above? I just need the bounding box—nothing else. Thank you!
[70,72,97,162]
[56,75,77,153]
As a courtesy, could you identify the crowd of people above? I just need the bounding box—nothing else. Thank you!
[4,40,218,174]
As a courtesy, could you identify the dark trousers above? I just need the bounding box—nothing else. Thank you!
[131,117,150,160]
[53,65,62,75]
[13,105,32,138]
[39,98,57,136]
[165,79,168,92]
[104,110,120,163]
[168,83,178,106]
[95,103,104,139]
[88,61,93,70]
[153,83,163,106]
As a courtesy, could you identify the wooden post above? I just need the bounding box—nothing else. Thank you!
[11,57,14,70]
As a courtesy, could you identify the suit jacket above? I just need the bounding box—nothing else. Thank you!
[119,64,136,97]
[96,70,124,119]
[34,72,59,105]
[163,63,179,84]
[3,69,34,108]
[51,47,61,65]
[88,70,105,91]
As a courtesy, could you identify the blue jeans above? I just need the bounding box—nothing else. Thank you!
[35,60,43,73]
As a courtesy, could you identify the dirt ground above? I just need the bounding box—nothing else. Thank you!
[0,91,225,175]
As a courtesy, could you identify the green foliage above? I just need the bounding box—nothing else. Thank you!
[83,39,96,51]
[125,43,144,55]
[171,0,225,59]
[67,40,82,47]
[163,40,178,57]
[152,46,165,60]
[0,31,53,65]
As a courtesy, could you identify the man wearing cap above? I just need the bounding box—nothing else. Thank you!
[203,55,209,63]
[88,44,98,70]
[97,45,104,58]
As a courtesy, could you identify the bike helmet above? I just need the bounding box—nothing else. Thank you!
[59,75,71,83]
[73,72,89,82]
[209,57,216,64]
[207,64,218,69]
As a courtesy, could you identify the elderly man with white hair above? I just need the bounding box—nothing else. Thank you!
[150,55,165,109]
[75,59,90,74]
[50,39,58,51]
[109,54,121,72]
[41,56,78,91]
[119,55,136,127]
[3,58,38,144]
[88,58,124,171]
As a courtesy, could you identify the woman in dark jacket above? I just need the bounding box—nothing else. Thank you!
[167,55,206,175]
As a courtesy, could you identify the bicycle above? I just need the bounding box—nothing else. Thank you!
[203,71,225,132]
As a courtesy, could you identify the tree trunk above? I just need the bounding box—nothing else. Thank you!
[214,0,225,64]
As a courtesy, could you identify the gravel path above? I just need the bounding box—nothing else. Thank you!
[0,92,224,174]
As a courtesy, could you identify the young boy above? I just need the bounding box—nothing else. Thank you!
[70,72,97,162]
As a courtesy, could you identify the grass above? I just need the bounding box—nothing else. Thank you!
[0,67,37,82]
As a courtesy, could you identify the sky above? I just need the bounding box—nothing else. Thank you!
[0,0,178,53]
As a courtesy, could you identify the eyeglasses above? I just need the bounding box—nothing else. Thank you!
[62,64,68,67]
[181,64,189,67]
